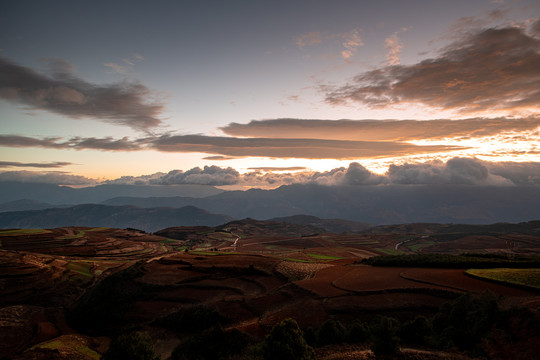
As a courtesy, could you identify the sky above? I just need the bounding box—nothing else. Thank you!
[1,0,539,189]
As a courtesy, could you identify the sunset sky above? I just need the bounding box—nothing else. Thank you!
[1,0,539,189]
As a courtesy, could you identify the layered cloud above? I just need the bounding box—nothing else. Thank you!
[3,158,539,187]
[0,161,73,168]
[221,117,540,142]
[0,57,163,131]
[387,158,512,185]
[152,166,240,186]
[0,170,96,185]
[98,157,540,188]
[151,134,459,159]
[0,135,145,151]
[325,21,540,114]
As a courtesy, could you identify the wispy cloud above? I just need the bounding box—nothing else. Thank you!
[105,53,145,75]
[0,56,163,131]
[221,117,540,142]
[295,31,327,47]
[247,167,307,171]
[0,135,67,149]
[325,21,540,115]
[202,155,237,161]
[384,28,406,65]
[341,29,363,59]
[0,161,73,168]
[295,28,364,59]
[0,135,146,151]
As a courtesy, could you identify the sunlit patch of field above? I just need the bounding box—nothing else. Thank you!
[466,268,540,291]
[30,334,102,360]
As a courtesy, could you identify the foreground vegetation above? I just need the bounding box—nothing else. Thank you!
[98,291,539,360]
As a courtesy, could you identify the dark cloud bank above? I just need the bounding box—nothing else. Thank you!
[0,57,163,131]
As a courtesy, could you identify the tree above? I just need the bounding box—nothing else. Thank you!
[399,316,433,346]
[171,325,248,360]
[262,318,314,360]
[347,320,370,343]
[317,319,346,346]
[102,331,159,360]
[370,316,401,357]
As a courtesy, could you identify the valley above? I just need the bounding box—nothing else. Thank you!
[0,220,539,359]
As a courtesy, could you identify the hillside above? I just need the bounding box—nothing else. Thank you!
[1,224,539,360]
[0,204,233,232]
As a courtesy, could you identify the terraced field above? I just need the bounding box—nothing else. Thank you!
[1,224,539,360]
[466,268,540,291]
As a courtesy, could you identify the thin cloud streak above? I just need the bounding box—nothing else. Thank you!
[0,56,164,131]
[0,161,73,168]
[0,135,146,151]
[221,117,540,142]
[325,21,540,115]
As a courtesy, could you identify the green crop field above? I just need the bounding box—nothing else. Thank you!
[375,248,405,255]
[307,253,343,261]
[407,241,435,252]
[466,268,540,290]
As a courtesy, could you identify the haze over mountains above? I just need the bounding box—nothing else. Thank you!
[1,181,540,231]
[0,182,223,205]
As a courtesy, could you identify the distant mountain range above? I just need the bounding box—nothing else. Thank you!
[101,184,540,225]
[0,204,232,232]
[0,182,223,205]
[1,182,540,228]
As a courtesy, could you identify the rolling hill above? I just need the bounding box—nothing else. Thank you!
[0,204,233,232]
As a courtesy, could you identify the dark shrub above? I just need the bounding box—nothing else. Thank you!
[399,315,433,346]
[69,262,144,333]
[370,316,401,357]
[347,320,370,343]
[262,318,314,360]
[432,291,497,352]
[102,331,159,360]
[317,319,346,346]
[171,325,248,360]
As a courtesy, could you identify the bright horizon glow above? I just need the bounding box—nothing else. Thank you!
[1,1,539,187]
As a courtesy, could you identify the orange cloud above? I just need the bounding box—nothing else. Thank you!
[221,117,540,142]
[325,21,540,115]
